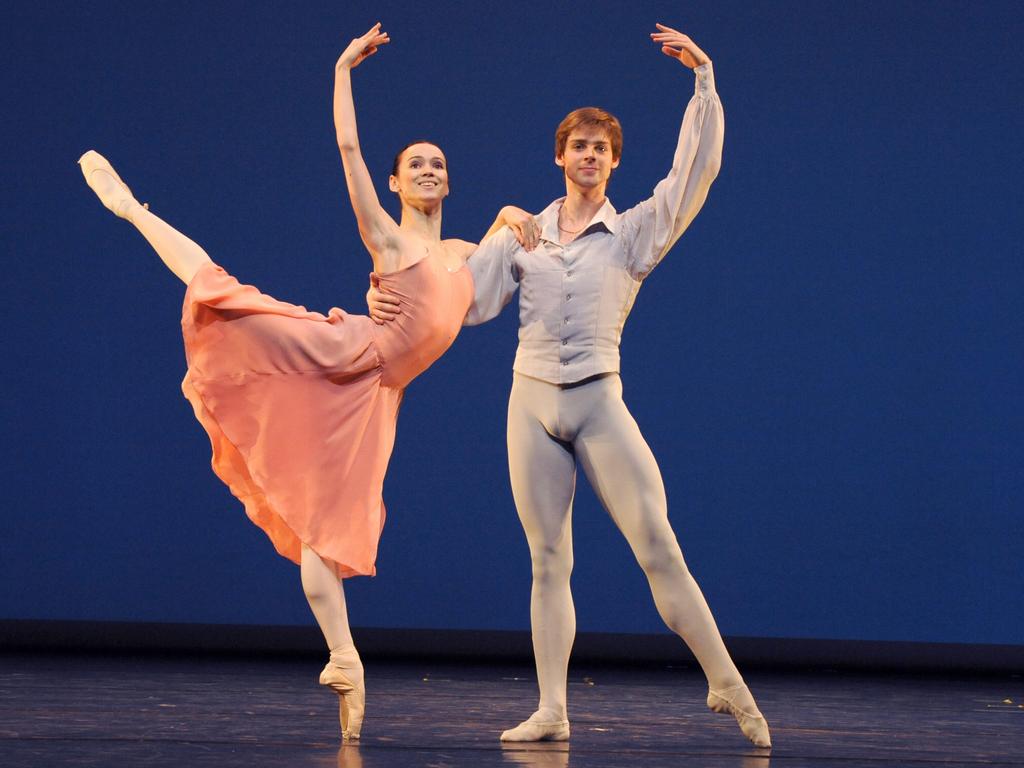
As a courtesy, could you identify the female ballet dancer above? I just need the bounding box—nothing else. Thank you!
[79,23,537,741]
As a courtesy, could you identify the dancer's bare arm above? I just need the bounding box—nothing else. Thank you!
[486,207,540,251]
[446,206,539,259]
[334,24,401,261]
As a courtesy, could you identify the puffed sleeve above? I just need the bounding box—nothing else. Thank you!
[463,226,521,326]
[620,62,724,280]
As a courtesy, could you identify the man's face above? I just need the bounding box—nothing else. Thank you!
[556,126,620,190]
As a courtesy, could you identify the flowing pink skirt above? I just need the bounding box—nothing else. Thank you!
[180,262,402,578]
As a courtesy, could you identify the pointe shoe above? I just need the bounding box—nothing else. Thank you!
[320,661,365,740]
[707,683,771,748]
[500,712,570,742]
[78,150,145,221]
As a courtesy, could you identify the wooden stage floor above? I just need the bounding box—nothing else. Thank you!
[0,653,1021,767]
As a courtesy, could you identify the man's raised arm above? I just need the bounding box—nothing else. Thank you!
[623,24,725,279]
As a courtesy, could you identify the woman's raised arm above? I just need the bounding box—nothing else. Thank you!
[334,23,400,257]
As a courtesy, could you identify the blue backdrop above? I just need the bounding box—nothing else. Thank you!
[2,0,1021,645]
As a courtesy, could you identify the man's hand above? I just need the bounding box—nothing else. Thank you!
[650,23,709,69]
[337,22,390,72]
[502,206,541,252]
[367,283,401,324]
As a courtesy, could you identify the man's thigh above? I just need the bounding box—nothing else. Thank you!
[507,376,577,548]
[574,380,670,538]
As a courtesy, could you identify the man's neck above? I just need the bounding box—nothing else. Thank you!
[561,183,607,223]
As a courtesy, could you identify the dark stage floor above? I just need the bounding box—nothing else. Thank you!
[0,653,1021,767]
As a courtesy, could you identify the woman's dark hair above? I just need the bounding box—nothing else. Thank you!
[391,140,445,177]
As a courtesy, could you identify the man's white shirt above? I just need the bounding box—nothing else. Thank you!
[465,63,724,385]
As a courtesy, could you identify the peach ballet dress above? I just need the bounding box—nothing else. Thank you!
[180,251,473,578]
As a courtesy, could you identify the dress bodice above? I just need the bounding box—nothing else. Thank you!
[371,254,474,389]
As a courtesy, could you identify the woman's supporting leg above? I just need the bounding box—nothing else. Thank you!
[79,150,211,284]
[573,376,770,748]
[300,543,356,652]
[300,543,365,740]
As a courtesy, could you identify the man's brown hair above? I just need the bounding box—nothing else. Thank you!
[554,107,623,161]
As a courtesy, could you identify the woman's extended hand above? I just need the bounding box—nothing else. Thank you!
[502,206,541,252]
[650,23,709,69]
[337,22,390,72]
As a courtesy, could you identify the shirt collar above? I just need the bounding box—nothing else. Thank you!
[537,196,619,243]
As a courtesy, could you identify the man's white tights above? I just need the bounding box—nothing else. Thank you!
[507,372,747,723]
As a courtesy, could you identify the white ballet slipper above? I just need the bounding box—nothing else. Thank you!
[500,712,570,742]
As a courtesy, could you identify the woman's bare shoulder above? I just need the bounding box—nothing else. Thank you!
[442,238,477,261]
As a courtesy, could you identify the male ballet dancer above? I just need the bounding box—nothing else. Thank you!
[370,23,770,748]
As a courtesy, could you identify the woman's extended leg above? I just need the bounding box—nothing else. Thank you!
[79,150,211,284]
[301,543,365,740]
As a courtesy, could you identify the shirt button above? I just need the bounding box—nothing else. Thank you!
[566,270,574,277]
[562,361,568,366]
[562,339,568,346]
[566,293,572,300]
[564,317,570,324]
